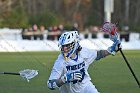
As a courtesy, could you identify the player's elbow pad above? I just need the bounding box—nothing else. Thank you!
[95,50,106,60]
[47,80,58,90]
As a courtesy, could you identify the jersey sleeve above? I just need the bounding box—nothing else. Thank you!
[80,47,97,65]
[48,54,64,80]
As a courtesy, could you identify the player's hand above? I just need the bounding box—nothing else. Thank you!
[107,40,122,55]
[61,71,82,83]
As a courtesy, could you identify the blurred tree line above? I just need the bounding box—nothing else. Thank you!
[0,0,140,32]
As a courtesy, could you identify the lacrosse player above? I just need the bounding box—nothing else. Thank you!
[47,30,121,93]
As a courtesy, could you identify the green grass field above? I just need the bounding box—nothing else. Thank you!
[0,50,140,93]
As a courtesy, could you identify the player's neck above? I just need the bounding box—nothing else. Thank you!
[70,52,78,61]
[71,53,76,58]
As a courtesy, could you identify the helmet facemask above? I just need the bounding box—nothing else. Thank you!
[61,42,74,52]
[58,31,80,61]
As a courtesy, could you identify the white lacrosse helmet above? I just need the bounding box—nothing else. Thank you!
[58,31,80,60]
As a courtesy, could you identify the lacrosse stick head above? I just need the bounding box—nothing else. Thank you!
[19,69,38,82]
[101,22,119,42]
[101,22,117,35]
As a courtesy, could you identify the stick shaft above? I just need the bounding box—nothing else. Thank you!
[0,72,20,75]
[120,49,140,87]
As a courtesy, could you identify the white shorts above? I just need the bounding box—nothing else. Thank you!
[81,81,99,93]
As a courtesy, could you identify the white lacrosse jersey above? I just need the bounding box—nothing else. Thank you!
[48,47,97,93]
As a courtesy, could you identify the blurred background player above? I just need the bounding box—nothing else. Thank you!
[47,31,121,93]
[71,22,79,31]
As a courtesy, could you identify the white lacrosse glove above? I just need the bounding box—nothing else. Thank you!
[47,80,58,90]
[107,40,122,56]
[61,71,82,83]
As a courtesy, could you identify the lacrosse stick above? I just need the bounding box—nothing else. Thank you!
[101,22,140,88]
[0,69,38,82]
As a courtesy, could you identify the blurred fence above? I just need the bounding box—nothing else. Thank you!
[0,28,140,52]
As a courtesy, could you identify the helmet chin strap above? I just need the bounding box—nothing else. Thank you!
[63,52,77,61]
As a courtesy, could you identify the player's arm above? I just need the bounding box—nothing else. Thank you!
[95,50,110,60]
[96,40,121,61]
